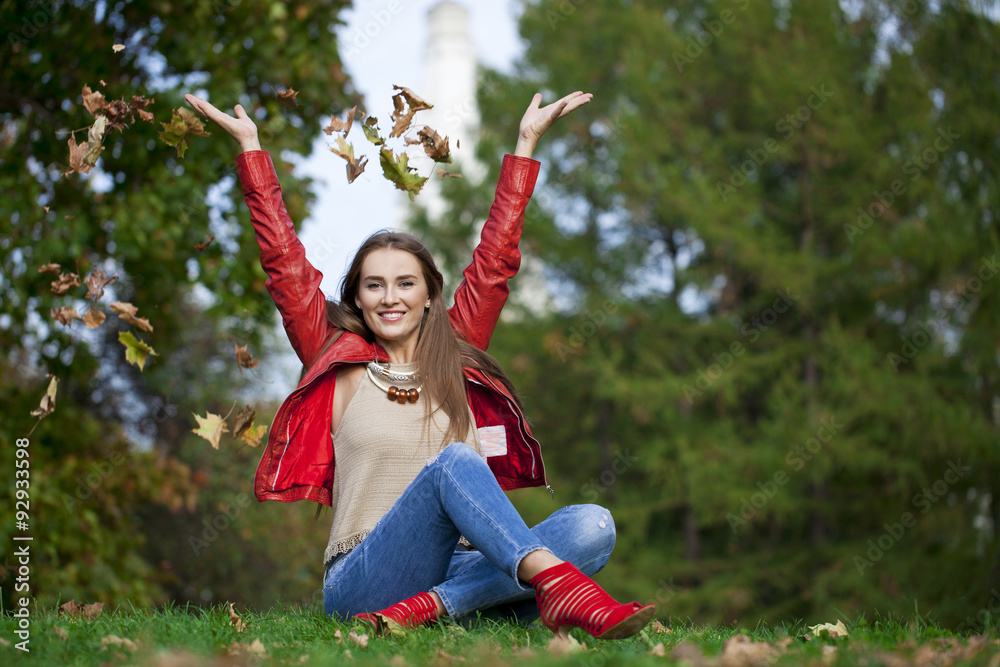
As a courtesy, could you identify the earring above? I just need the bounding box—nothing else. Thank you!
[425,300,431,308]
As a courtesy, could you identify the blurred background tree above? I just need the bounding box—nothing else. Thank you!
[416,0,1000,629]
[0,0,354,609]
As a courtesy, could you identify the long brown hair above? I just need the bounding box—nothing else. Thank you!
[300,230,524,446]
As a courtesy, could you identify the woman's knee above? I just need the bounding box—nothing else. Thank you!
[561,504,616,572]
[431,441,480,467]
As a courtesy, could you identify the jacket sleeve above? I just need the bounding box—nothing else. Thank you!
[236,150,332,367]
[449,154,541,350]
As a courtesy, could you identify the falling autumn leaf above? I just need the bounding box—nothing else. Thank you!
[329,136,368,184]
[83,309,106,329]
[323,105,356,137]
[389,85,433,138]
[437,169,462,179]
[234,343,258,371]
[119,330,158,370]
[362,116,384,146]
[51,306,82,325]
[228,602,246,632]
[193,234,215,252]
[84,115,107,166]
[30,375,58,418]
[232,404,256,436]
[112,43,125,53]
[38,263,61,274]
[379,148,428,200]
[193,412,229,450]
[50,272,80,295]
[85,268,118,300]
[416,126,452,163]
[238,424,267,448]
[82,84,108,115]
[66,135,94,176]
[277,87,299,109]
[110,301,153,332]
[159,107,211,158]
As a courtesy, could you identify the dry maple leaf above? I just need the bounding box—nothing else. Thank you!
[50,272,80,296]
[238,423,267,448]
[193,234,215,252]
[83,309,106,328]
[232,405,256,436]
[329,136,368,184]
[30,375,58,418]
[277,87,299,109]
[65,135,94,176]
[389,85,433,138]
[228,602,246,632]
[38,263,61,274]
[348,631,369,649]
[110,301,153,332]
[82,84,108,115]
[59,599,104,619]
[85,268,119,300]
[234,343,258,371]
[416,126,452,163]
[51,306,82,325]
[193,412,229,450]
[323,105,356,137]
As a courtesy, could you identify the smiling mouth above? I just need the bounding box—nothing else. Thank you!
[378,312,405,321]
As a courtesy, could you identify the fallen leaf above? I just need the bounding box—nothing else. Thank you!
[52,627,68,641]
[101,635,140,651]
[348,631,369,649]
[416,126,452,163]
[51,271,80,296]
[379,147,428,200]
[112,43,125,52]
[51,306,82,325]
[329,136,368,184]
[248,638,266,655]
[649,642,666,656]
[65,134,93,176]
[119,330,158,370]
[85,268,118,300]
[194,412,229,450]
[38,263,61,274]
[234,343,258,371]
[390,656,407,667]
[809,620,849,638]
[83,309,106,328]
[323,105,356,137]
[720,633,778,666]
[110,301,153,331]
[546,633,588,654]
[390,85,433,138]
[277,88,299,109]
[228,602,246,632]
[650,619,672,634]
[59,599,104,619]
[0,637,8,647]
[159,107,210,158]
[671,641,705,663]
[434,648,466,664]
[334,629,343,643]
[30,375,58,418]
[194,234,215,252]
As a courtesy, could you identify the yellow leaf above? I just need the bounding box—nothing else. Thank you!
[119,331,158,370]
[30,375,58,418]
[808,620,849,638]
[193,412,229,450]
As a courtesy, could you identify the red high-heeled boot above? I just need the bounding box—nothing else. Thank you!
[529,562,656,639]
[354,592,441,636]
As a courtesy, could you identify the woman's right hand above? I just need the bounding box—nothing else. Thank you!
[184,94,262,154]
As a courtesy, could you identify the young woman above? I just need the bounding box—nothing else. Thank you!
[184,89,655,639]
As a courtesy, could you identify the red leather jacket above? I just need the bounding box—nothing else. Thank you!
[235,150,550,505]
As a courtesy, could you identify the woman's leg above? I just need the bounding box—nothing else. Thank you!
[324,442,553,618]
[430,504,616,622]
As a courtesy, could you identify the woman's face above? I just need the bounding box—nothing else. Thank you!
[355,248,431,352]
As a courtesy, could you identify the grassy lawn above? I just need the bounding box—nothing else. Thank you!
[1,603,996,666]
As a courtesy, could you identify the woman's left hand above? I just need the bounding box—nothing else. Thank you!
[514,91,593,159]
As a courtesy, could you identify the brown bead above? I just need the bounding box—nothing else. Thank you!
[407,388,419,403]
[396,391,408,404]
[387,386,398,401]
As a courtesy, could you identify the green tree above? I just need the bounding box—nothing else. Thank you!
[1,0,354,607]
[429,0,999,627]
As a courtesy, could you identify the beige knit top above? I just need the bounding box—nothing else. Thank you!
[323,362,481,567]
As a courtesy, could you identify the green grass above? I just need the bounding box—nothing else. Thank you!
[2,604,996,666]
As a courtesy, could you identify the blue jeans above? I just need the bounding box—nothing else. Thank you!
[323,442,616,622]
